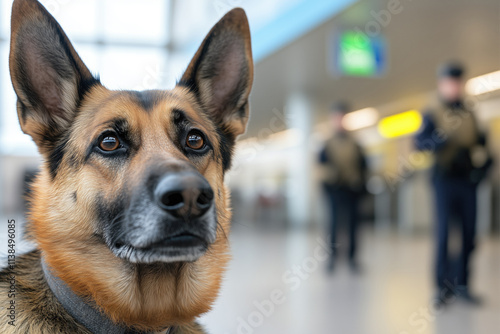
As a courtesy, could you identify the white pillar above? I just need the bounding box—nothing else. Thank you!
[285,92,313,228]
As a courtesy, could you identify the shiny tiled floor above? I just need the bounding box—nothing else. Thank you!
[1,218,498,334]
[200,227,500,334]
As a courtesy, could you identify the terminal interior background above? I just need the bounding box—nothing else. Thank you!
[0,0,499,333]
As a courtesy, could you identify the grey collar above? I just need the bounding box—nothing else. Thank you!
[41,258,172,334]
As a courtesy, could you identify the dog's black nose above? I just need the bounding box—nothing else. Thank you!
[155,172,214,219]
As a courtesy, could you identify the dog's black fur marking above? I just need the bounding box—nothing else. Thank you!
[216,124,235,172]
[171,108,191,139]
[129,90,161,111]
[47,133,70,179]
[95,192,127,241]
[172,108,189,127]
[18,100,28,124]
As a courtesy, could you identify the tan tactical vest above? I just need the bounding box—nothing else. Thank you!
[429,102,481,169]
[323,133,363,189]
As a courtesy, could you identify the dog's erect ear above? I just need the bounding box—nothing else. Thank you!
[9,0,99,148]
[179,8,253,137]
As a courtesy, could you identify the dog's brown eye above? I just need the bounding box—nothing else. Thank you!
[186,131,205,150]
[99,135,120,151]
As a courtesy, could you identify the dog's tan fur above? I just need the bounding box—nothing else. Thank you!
[0,0,253,332]
[29,86,233,329]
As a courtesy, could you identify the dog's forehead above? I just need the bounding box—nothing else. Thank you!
[77,86,215,136]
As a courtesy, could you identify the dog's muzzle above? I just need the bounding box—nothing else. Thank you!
[106,170,218,264]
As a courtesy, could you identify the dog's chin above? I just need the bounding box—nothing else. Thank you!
[110,234,209,264]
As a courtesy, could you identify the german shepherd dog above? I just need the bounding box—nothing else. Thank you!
[0,0,253,333]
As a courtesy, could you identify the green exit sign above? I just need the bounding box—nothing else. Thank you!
[335,30,386,77]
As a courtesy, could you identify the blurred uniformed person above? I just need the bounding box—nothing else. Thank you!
[415,62,492,306]
[319,102,367,273]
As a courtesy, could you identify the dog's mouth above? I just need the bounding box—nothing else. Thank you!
[111,231,209,264]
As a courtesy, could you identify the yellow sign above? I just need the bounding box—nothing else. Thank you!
[378,110,422,138]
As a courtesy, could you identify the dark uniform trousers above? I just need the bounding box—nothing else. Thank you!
[323,185,359,261]
[433,176,477,289]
